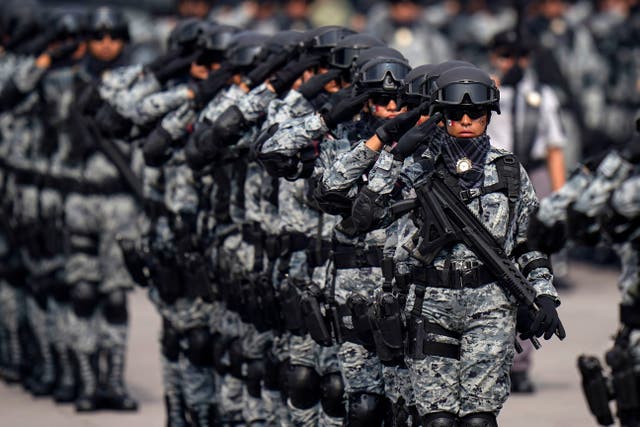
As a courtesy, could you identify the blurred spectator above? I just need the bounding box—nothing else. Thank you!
[527,0,607,168]
[178,0,213,18]
[365,0,452,66]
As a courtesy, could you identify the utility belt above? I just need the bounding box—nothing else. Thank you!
[332,243,383,269]
[399,261,495,290]
[150,248,215,305]
[243,224,332,267]
[231,271,281,333]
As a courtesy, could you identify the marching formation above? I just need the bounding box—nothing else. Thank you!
[8,1,640,426]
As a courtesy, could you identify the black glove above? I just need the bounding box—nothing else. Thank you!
[150,50,200,84]
[298,69,343,101]
[47,41,80,63]
[520,295,566,341]
[185,125,219,170]
[321,90,371,130]
[390,112,443,160]
[21,28,59,56]
[191,66,233,109]
[375,108,422,146]
[95,102,132,138]
[245,50,292,88]
[269,53,323,95]
[143,126,173,167]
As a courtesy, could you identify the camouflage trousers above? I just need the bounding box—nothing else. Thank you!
[178,337,217,420]
[288,334,343,427]
[262,334,291,427]
[0,280,23,373]
[216,309,248,424]
[162,354,188,427]
[25,294,55,385]
[405,283,516,417]
[48,297,75,392]
[242,325,273,424]
[334,267,385,398]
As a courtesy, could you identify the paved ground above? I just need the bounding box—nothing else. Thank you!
[0,260,622,427]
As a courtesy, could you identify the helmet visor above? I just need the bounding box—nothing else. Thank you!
[329,47,361,69]
[361,61,410,85]
[436,82,499,106]
[229,45,262,66]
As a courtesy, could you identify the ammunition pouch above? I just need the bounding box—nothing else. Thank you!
[620,302,640,329]
[150,250,182,304]
[278,279,307,336]
[370,292,405,366]
[300,285,333,347]
[578,355,615,426]
[341,295,375,350]
[181,252,214,302]
[118,237,150,287]
[253,273,282,333]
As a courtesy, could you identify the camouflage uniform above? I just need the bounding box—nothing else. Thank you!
[364,129,559,418]
[259,107,345,426]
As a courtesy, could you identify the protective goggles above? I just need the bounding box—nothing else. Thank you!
[360,62,410,87]
[89,29,128,41]
[310,29,352,49]
[329,47,362,69]
[371,92,398,106]
[433,82,499,106]
[228,45,263,66]
[443,107,487,121]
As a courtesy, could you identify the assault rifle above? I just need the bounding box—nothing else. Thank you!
[390,169,566,349]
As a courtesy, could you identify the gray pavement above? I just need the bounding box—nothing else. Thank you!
[0,261,622,427]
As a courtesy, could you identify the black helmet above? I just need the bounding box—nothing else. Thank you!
[1,0,41,49]
[198,24,240,52]
[51,9,87,41]
[400,64,436,108]
[354,57,411,95]
[430,65,500,114]
[420,60,474,98]
[88,7,129,41]
[226,31,270,69]
[265,30,307,56]
[168,18,207,51]
[304,25,355,52]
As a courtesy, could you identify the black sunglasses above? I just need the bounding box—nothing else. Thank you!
[444,107,487,121]
[371,93,397,106]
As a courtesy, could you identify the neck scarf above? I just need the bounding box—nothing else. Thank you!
[434,128,491,189]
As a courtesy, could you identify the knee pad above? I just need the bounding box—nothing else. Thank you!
[287,364,321,410]
[103,290,128,324]
[186,327,215,367]
[161,321,181,362]
[71,282,99,318]
[228,338,244,379]
[245,358,265,398]
[320,373,346,418]
[422,412,459,427]
[459,413,497,427]
[347,392,386,427]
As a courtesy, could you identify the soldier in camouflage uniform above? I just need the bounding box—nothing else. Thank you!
[350,65,565,426]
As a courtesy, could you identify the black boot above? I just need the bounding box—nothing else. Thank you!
[75,351,98,412]
[165,393,188,427]
[99,347,138,411]
[510,370,535,393]
[53,346,76,403]
[188,404,217,427]
[30,343,56,397]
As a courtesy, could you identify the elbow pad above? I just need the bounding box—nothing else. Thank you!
[313,184,353,216]
[95,102,133,139]
[0,80,27,112]
[351,187,388,233]
[143,126,173,167]
[214,105,248,146]
[185,125,219,171]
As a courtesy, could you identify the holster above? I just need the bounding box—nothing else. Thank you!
[345,294,375,349]
[181,252,214,302]
[405,315,427,360]
[151,251,182,304]
[578,355,614,426]
[279,279,306,336]
[300,285,332,347]
[370,292,405,365]
[118,237,150,287]
[254,273,281,333]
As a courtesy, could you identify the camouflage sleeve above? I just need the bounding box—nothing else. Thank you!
[132,85,192,126]
[260,113,328,156]
[267,89,314,124]
[573,150,634,217]
[160,103,197,140]
[367,150,403,195]
[514,165,559,300]
[611,175,640,219]
[235,82,276,123]
[537,166,593,226]
[99,66,162,117]
[320,141,378,192]
[12,57,47,92]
